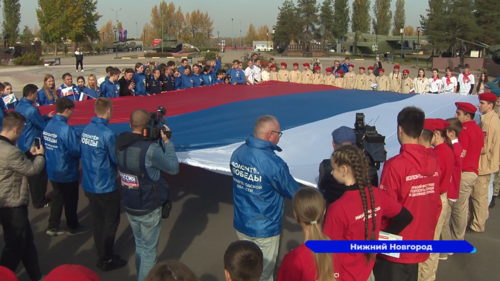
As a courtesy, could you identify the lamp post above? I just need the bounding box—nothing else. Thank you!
[135,22,138,38]
[400,27,404,60]
[113,27,118,58]
[111,8,122,23]
[266,29,269,52]
[143,28,146,47]
[239,21,242,48]
[207,30,210,46]
[416,27,421,67]
[231,18,234,50]
[192,27,195,45]
[217,31,220,49]
[161,1,164,52]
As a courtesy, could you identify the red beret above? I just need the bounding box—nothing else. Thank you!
[338,70,345,74]
[303,63,310,66]
[434,118,451,131]
[293,63,298,66]
[394,65,400,69]
[455,102,477,114]
[479,93,497,102]
[368,66,374,70]
[0,266,17,281]
[359,67,365,70]
[270,64,276,68]
[379,68,385,72]
[45,265,100,281]
[326,67,332,72]
[424,119,437,132]
[314,66,321,70]
[349,64,354,68]
[403,69,409,74]
[262,62,268,66]
[281,62,287,66]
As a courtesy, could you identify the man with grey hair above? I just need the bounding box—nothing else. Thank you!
[230,115,300,281]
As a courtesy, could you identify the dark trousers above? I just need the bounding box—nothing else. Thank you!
[85,190,121,261]
[373,256,418,281]
[25,151,49,208]
[76,60,83,70]
[48,181,80,229]
[0,207,41,281]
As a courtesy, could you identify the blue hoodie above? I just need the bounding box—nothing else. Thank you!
[174,76,182,90]
[215,79,224,84]
[43,114,81,182]
[227,69,246,84]
[100,79,120,98]
[81,117,118,194]
[36,88,57,106]
[180,73,194,89]
[340,63,350,73]
[15,97,51,152]
[192,73,203,87]
[133,71,147,96]
[201,72,213,86]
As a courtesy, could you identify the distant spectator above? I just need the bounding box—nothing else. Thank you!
[145,261,199,281]
[37,74,58,106]
[224,240,263,281]
[340,57,350,73]
[74,47,84,72]
[373,56,382,77]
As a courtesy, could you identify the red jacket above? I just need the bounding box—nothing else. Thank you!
[379,144,441,264]
[459,120,484,174]
[448,140,463,200]
[323,187,404,281]
[434,143,455,194]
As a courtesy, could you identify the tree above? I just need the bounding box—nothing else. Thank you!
[420,0,448,50]
[99,20,115,45]
[372,0,392,36]
[319,0,335,44]
[474,0,500,45]
[352,0,371,33]
[403,26,416,36]
[245,24,258,45]
[447,0,477,48]
[297,0,319,44]
[257,25,270,41]
[33,26,41,39]
[78,0,101,42]
[392,0,406,36]
[2,0,21,44]
[333,0,350,39]
[19,25,34,45]
[274,0,302,45]
[185,9,213,46]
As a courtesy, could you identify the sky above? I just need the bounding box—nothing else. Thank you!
[19,0,427,38]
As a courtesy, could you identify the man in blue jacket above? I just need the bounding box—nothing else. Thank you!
[81,98,127,271]
[100,68,121,98]
[340,57,350,74]
[133,63,147,96]
[227,60,246,85]
[230,115,300,281]
[15,84,53,209]
[57,73,82,102]
[43,97,89,236]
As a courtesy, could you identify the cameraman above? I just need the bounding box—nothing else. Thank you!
[115,109,179,281]
[318,126,379,212]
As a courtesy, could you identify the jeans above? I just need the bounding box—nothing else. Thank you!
[236,231,280,281]
[48,181,80,229]
[85,190,121,261]
[0,207,41,281]
[76,60,83,70]
[25,151,49,208]
[126,207,162,281]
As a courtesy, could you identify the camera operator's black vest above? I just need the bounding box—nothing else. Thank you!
[116,140,168,216]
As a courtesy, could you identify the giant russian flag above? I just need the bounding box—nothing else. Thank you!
[37,82,478,187]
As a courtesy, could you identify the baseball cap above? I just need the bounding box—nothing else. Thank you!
[331,126,356,145]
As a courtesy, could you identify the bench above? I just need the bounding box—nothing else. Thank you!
[43,57,61,66]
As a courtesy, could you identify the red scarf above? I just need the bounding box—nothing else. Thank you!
[433,76,439,82]
[463,72,471,84]
[446,75,453,85]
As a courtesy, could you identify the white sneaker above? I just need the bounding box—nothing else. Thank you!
[76,70,79,72]
[81,69,84,72]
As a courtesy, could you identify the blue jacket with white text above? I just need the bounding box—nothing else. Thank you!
[15,97,50,153]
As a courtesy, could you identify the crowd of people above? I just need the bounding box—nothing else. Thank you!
[0,53,499,281]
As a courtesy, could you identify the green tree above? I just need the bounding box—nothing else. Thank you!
[372,0,392,35]
[2,0,21,44]
[333,0,350,38]
[420,0,448,50]
[77,0,101,42]
[447,0,477,48]
[392,0,406,36]
[274,0,301,45]
[474,0,500,45]
[319,0,335,44]
[297,0,319,43]
[352,0,371,33]
[19,25,34,45]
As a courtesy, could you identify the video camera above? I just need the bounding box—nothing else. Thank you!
[353,113,387,169]
[143,106,172,141]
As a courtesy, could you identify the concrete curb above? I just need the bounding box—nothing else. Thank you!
[113,56,191,60]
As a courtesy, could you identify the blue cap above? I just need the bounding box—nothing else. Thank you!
[331,126,356,145]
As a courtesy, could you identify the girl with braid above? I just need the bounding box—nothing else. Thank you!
[323,145,413,281]
[277,187,338,281]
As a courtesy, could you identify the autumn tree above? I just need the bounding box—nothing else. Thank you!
[333,0,350,39]
[245,24,259,45]
[2,0,21,44]
[319,0,335,44]
[99,20,116,45]
[19,25,34,45]
[392,0,406,36]
[257,25,270,41]
[352,0,371,33]
[33,26,41,39]
[403,26,416,36]
[372,0,392,36]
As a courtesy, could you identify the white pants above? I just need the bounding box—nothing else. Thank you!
[237,231,280,281]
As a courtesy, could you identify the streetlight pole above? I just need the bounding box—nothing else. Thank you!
[161,1,164,52]
[144,29,146,47]
[267,29,269,52]
[192,28,195,45]
[135,22,138,38]
[231,18,234,50]
[239,22,242,48]
[111,8,122,23]
[400,27,404,60]
[416,27,421,67]
[217,31,220,49]
[207,30,210,46]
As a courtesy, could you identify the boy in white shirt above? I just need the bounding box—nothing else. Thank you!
[261,63,270,82]
[244,60,255,85]
[253,59,262,84]
[442,67,458,93]
[458,64,475,95]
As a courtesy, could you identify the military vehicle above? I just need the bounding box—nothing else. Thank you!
[107,39,143,52]
[341,32,429,56]
[458,39,500,64]
[154,35,183,53]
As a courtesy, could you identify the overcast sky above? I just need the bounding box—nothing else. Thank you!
[20,0,427,38]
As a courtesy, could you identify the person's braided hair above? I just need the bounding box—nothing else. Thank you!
[332,145,377,261]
